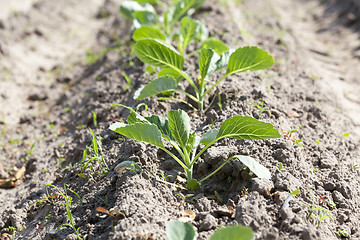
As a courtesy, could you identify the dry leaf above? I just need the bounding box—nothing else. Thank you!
[178,209,196,222]
[0,165,26,189]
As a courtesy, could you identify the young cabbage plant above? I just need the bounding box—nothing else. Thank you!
[133,39,274,110]
[120,0,212,55]
[109,109,280,190]
[166,220,253,240]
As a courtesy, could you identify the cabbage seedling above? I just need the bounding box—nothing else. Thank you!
[110,109,280,190]
[133,39,274,110]
[120,0,208,54]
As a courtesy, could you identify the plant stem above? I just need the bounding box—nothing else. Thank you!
[178,71,200,94]
[190,137,222,167]
[203,75,228,97]
[157,97,196,110]
[199,155,236,183]
[174,89,199,103]
[161,148,188,171]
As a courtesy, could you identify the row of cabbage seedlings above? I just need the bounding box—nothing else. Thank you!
[113,1,279,239]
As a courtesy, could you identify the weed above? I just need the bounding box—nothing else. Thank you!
[282,129,304,147]
[92,111,98,128]
[307,189,332,227]
[77,128,109,179]
[110,108,280,190]
[337,228,349,238]
[249,100,271,117]
[267,188,279,201]
[278,162,284,170]
[122,72,133,92]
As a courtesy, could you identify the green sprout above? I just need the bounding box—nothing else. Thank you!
[77,128,109,179]
[307,189,332,227]
[249,100,271,117]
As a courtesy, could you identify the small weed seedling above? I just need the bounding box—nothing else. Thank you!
[249,100,271,117]
[307,189,332,227]
[110,109,280,190]
[78,128,109,179]
[133,39,274,110]
[337,228,349,238]
[282,129,303,147]
[267,188,279,201]
[96,207,125,229]
[34,183,87,240]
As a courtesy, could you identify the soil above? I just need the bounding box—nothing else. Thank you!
[1,0,360,239]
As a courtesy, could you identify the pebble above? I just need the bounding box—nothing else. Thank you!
[323,181,336,191]
[336,181,352,199]
[199,214,217,231]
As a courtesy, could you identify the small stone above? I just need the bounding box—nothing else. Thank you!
[250,178,274,196]
[279,208,294,220]
[27,92,48,101]
[199,214,217,231]
[48,229,57,238]
[302,226,321,239]
[203,146,237,165]
[336,182,352,199]
[323,181,336,191]
[65,233,78,240]
[274,171,301,191]
[272,149,290,162]
[332,190,345,204]
[320,158,336,169]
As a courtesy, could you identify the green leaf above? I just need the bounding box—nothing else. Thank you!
[132,11,157,28]
[136,0,159,4]
[185,132,197,153]
[232,155,271,179]
[226,46,274,76]
[195,21,209,42]
[179,17,197,54]
[134,39,184,70]
[145,115,173,141]
[187,178,200,190]
[199,48,215,80]
[168,0,205,26]
[204,49,235,79]
[200,129,219,145]
[134,75,177,100]
[291,190,300,196]
[133,26,166,41]
[167,110,190,149]
[109,122,164,148]
[201,37,229,55]
[119,1,155,19]
[127,111,149,124]
[217,116,280,140]
[166,220,197,240]
[210,225,253,240]
[213,49,235,71]
[158,68,183,83]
